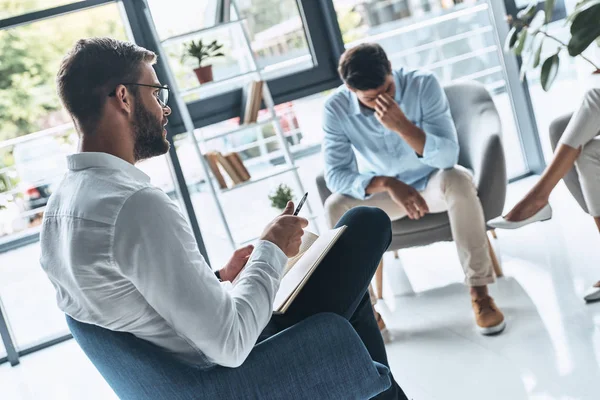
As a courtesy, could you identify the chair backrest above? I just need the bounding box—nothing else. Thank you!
[67,314,391,400]
[444,82,502,176]
[317,81,506,219]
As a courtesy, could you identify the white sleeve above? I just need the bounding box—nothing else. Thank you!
[112,187,287,367]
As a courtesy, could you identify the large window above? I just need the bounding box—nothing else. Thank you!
[0,1,188,356]
[0,0,76,19]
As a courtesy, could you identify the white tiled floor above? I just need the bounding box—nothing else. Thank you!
[2,177,600,400]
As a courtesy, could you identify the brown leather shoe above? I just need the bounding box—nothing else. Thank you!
[472,296,506,335]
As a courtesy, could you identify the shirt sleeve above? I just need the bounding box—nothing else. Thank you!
[419,74,459,169]
[322,104,376,200]
[112,187,287,368]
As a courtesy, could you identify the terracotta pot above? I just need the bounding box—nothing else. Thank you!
[587,69,600,89]
[194,65,213,84]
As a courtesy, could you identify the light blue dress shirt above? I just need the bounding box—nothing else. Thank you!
[323,68,459,200]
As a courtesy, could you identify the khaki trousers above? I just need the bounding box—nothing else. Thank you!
[324,166,495,287]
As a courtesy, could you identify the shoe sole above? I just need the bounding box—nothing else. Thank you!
[478,319,506,336]
[583,284,600,302]
[584,293,600,303]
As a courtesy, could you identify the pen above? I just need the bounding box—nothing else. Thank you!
[293,192,308,216]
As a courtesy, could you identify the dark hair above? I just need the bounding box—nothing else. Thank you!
[338,43,391,91]
[56,37,157,134]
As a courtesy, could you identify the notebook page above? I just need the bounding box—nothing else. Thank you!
[273,226,346,313]
[283,231,319,276]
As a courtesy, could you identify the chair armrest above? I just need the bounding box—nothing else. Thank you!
[315,172,333,205]
[459,108,507,221]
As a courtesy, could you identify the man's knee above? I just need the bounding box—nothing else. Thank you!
[438,167,476,194]
[340,207,392,247]
[345,206,390,228]
[324,193,353,226]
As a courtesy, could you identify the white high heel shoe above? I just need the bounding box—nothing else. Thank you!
[487,204,553,230]
[584,284,600,303]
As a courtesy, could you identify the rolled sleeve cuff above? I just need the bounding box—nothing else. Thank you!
[353,173,376,200]
[421,132,442,163]
[250,240,288,276]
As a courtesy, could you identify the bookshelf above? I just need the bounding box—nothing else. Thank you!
[141,0,316,250]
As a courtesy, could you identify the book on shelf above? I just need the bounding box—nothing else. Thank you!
[241,80,263,124]
[204,152,228,189]
[214,152,243,185]
[233,226,347,314]
[214,0,230,24]
[224,152,251,182]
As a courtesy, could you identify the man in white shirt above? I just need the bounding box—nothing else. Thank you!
[40,38,407,399]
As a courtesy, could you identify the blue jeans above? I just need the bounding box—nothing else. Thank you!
[259,207,408,400]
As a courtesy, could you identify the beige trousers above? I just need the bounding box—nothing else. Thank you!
[324,166,495,287]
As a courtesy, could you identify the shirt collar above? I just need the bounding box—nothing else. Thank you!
[348,69,403,116]
[67,152,151,183]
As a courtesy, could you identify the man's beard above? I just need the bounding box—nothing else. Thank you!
[132,98,170,162]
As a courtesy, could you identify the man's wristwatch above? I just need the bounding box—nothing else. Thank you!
[214,270,222,281]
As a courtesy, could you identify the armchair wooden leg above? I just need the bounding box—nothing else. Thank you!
[487,236,503,278]
[375,259,384,299]
[368,284,386,331]
[393,250,399,259]
[489,229,498,239]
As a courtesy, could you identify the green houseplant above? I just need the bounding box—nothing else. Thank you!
[505,0,600,91]
[182,39,225,84]
[268,184,294,211]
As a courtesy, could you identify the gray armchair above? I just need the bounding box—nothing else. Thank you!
[316,82,506,298]
[548,113,589,213]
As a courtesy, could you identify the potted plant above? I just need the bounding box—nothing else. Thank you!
[505,0,600,91]
[182,39,225,84]
[268,184,294,211]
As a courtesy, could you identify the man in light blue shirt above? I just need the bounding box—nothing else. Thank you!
[323,43,506,335]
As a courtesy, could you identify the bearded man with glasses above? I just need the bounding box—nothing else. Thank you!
[38,37,407,400]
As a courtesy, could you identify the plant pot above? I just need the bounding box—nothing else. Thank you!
[590,69,600,88]
[194,65,213,84]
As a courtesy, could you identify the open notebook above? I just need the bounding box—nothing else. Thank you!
[272,226,346,314]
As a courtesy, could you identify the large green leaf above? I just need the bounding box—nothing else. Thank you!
[505,26,519,52]
[541,53,560,91]
[514,28,529,56]
[567,0,600,22]
[545,0,556,23]
[568,4,600,56]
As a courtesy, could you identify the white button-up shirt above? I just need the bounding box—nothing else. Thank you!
[40,152,287,367]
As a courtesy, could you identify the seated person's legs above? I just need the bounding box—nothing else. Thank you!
[493,87,600,224]
[223,313,394,400]
[423,167,505,334]
[324,192,405,230]
[266,207,408,399]
[326,167,506,335]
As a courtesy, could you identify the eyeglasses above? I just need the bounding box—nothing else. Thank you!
[108,83,170,107]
